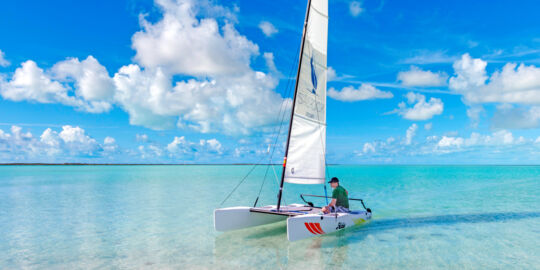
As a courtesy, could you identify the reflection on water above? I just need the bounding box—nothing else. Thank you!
[357,211,540,232]
[214,211,540,269]
[214,221,352,269]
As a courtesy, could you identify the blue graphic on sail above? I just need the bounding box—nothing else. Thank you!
[310,56,317,94]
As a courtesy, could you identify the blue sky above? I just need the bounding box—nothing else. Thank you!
[1,0,540,164]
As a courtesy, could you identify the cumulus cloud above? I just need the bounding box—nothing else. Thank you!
[392,92,444,120]
[113,63,284,133]
[398,66,448,87]
[363,142,376,154]
[328,84,393,102]
[449,53,540,105]
[446,53,540,128]
[132,0,258,76]
[0,49,10,67]
[355,128,539,164]
[258,21,278,37]
[0,59,112,113]
[405,123,417,145]
[436,130,516,153]
[349,1,364,17]
[113,0,287,134]
[103,136,118,152]
[167,136,223,157]
[52,56,115,101]
[327,67,337,81]
[0,60,66,103]
[0,0,288,135]
[0,125,116,162]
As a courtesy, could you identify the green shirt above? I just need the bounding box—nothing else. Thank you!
[332,185,349,208]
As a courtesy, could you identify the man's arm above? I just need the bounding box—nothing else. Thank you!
[328,198,336,207]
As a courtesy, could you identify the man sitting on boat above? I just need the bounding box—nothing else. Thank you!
[321,177,350,214]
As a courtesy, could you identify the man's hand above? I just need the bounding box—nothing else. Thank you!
[321,199,337,214]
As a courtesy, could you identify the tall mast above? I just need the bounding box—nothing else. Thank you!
[277,0,312,211]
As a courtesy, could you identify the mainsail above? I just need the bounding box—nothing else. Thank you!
[284,0,328,185]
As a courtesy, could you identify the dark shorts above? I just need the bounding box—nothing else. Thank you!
[329,206,350,213]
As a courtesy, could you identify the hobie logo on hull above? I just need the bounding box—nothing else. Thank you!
[304,222,325,235]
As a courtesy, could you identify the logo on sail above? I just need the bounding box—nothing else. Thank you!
[310,56,318,94]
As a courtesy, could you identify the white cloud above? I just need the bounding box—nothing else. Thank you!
[263,52,277,73]
[58,125,100,155]
[449,53,540,105]
[0,60,112,113]
[437,136,464,148]
[0,49,10,67]
[112,0,287,134]
[401,51,457,65]
[328,84,393,102]
[354,128,539,164]
[258,21,278,37]
[436,130,516,152]
[327,67,337,81]
[466,106,484,128]
[0,0,289,135]
[405,123,418,145]
[167,136,223,156]
[132,0,258,76]
[398,66,448,87]
[200,138,222,154]
[52,56,115,101]
[394,92,444,120]
[349,1,364,17]
[136,134,149,142]
[363,142,376,154]
[113,63,284,134]
[0,125,116,161]
[0,60,67,103]
[103,136,118,152]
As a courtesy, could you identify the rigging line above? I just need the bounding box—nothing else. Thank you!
[219,155,268,205]
[253,35,300,207]
[253,43,301,206]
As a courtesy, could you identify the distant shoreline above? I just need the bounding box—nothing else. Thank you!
[0,163,538,166]
[0,163,279,166]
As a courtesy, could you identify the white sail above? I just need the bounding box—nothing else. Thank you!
[284,0,328,185]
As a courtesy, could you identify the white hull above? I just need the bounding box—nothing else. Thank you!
[214,204,371,241]
[287,210,371,241]
[214,206,287,232]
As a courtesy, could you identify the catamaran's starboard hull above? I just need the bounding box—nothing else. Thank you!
[214,206,287,232]
[287,211,372,242]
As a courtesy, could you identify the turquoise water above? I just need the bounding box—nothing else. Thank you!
[0,165,538,269]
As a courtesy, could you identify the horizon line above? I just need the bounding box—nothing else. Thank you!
[1,163,539,166]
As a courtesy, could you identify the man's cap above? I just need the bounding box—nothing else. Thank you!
[328,177,339,183]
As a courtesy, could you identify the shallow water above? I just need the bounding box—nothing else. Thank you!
[0,165,538,269]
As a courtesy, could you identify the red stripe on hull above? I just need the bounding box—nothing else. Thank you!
[304,223,317,234]
[314,223,325,234]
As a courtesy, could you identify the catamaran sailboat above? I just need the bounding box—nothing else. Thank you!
[214,0,372,242]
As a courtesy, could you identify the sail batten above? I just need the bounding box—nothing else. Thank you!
[284,0,328,185]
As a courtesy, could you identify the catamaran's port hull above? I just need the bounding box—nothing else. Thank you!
[214,206,287,232]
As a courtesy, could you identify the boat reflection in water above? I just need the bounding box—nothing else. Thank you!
[213,220,352,269]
